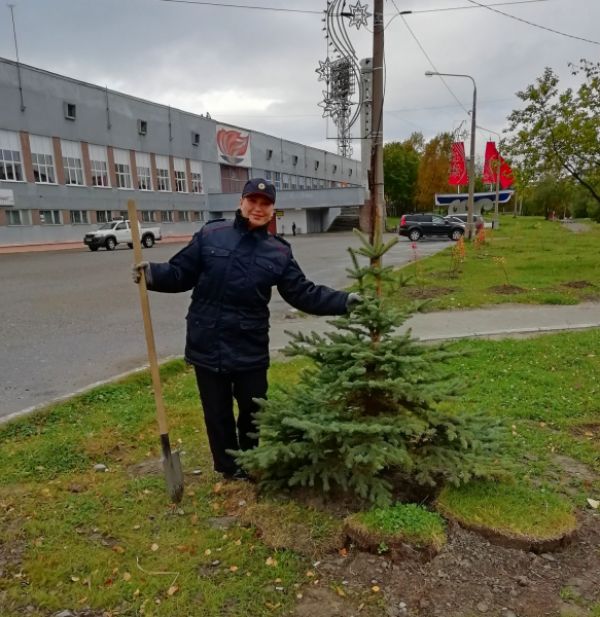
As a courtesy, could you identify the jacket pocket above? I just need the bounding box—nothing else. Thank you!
[202,247,230,258]
[254,256,283,276]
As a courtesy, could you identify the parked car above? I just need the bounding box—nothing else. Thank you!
[398,213,464,241]
[444,214,485,232]
[83,219,162,251]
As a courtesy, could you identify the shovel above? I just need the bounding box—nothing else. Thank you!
[128,200,184,504]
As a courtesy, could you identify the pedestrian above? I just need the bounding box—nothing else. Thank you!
[292,222,297,236]
[132,178,361,481]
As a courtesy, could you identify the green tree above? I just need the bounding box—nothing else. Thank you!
[237,234,505,506]
[505,60,600,205]
[414,132,453,210]
[383,137,421,215]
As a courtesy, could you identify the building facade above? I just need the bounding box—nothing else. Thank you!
[0,57,364,246]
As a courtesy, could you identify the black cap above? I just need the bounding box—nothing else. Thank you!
[241,178,276,204]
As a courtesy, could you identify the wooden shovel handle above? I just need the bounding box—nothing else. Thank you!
[128,200,169,435]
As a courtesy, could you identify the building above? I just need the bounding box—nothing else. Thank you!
[0,57,364,246]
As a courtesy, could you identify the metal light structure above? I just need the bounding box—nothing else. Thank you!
[425,70,477,239]
[317,0,371,157]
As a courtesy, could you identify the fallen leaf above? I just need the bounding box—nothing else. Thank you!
[112,545,125,554]
[371,585,380,593]
[234,539,242,546]
[151,543,159,552]
[123,572,132,582]
[265,556,278,567]
[133,588,141,598]
[305,570,315,578]
[167,584,179,596]
[338,548,348,557]
[587,498,599,509]
[335,586,346,597]
[70,576,80,582]
[229,565,239,572]
[204,549,212,556]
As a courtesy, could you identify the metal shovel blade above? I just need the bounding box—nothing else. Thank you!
[161,434,184,504]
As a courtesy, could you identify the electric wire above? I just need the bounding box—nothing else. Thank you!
[465,0,600,45]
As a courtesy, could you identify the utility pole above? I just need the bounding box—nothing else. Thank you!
[8,4,26,112]
[369,0,384,263]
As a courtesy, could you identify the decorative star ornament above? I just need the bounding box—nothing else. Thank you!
[347,1,371,29]
[318,92,338,118]
[315,58,332,82]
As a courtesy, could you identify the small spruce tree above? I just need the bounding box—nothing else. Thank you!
[237,232,505,506]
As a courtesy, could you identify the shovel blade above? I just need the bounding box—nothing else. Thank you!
[160,434,184,503]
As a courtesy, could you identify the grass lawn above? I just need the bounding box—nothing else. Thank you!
[391,216,600,310]
[1,328,599,615]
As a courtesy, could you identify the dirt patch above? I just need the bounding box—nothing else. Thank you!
[488,284,526,295]
[407,287,455,300]
[562,280,595,289]
[552,454,597,484]
[305,511,600,617]
[570,422,600,439]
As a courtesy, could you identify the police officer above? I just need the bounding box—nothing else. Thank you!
[133,178,360,480]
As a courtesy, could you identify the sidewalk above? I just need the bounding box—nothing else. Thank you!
[0,235,193,254]
[269,301,600,350]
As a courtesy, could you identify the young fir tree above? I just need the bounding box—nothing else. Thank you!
[237,232,505,506]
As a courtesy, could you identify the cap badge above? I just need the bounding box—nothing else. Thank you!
[258,182,266,190]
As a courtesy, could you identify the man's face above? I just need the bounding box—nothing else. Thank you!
[239,194,275,229]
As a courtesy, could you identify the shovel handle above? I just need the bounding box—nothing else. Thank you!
[128,200,169,436]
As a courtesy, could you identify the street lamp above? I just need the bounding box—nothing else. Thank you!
[478,125,502,230]
[425,71,477,239]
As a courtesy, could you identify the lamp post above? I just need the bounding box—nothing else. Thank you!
[478,126,502,230]
[425,71,477,239]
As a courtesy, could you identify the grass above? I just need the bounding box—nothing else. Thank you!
[345,503,447,551]
[436,481,576,540]
[2,327,599,614]
[391,216,600,310]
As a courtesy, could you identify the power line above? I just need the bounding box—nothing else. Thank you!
[465,0,600,45]
[407,0,552,14]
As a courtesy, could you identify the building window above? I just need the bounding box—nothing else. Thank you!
[173,158,187,192]
[178,210,190,222]
[155,155,171,191]
[191,132,200,146]
[193,211,203,222]
[137,119,148,136]
[135,152,152,191]
[298,176,305,190]
[89,144,110,187]
[142,210,156,223]
[312,177,319,189]
[282,174,290,190]
[70,210,89,224]
[314,160,320,171]
[40,210,62,225]
[0,130,24,182]
[29,135,56,184]
[274,171,281,190]
[96,210,112,223]
[220,164,248,194]
[7,210,31,225]
[113,149,132,189]
[266,148,273,160]
[190,161,203,193]
[161,210,174,223]
[118,210,128,220]
[292,155,298,166]
[332,164,338,174]
[64,102,76,120]
[61,140,85,186]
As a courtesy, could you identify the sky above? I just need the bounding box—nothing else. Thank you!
[0,0,598,161]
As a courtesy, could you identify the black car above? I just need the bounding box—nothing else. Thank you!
[399,213,464,241]
[444,214,485,232]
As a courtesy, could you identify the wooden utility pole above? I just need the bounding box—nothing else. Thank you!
[369,0,384,269]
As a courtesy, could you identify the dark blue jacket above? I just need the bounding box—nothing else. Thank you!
[148,212,349,373]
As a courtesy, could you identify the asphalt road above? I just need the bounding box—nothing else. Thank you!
[0,232,449,420]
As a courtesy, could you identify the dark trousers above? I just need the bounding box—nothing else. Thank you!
[194,366,268,474]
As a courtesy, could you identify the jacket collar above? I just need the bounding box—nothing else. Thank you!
[234,209,269,237]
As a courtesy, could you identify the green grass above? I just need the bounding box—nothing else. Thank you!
[348,503,447,550]
[393,216,600,310]
[437,481,576,539]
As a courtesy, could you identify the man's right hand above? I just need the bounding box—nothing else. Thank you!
[132,261,150,284]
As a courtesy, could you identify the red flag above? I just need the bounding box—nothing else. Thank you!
[482,141,514,189]
[448,142,468,186]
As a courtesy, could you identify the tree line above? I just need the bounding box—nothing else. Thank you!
[383,59,600,220]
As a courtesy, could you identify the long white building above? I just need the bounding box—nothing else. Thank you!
[0,57,364,246]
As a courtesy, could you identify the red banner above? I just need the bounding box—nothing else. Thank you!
[482,141,514,189]
[448,142,468,186]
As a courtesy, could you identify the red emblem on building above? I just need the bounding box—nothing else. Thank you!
[216,128,250,165]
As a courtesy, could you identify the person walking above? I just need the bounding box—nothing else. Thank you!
[291,222,297,236]
[133,178,360,481]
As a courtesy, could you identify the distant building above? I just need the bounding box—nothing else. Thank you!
[0,57,364,246]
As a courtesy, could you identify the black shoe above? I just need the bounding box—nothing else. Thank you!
[222,469,251,482]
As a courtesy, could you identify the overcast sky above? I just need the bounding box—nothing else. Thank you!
[1,0,598,160]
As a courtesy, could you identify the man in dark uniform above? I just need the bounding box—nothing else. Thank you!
[133,178,360,480]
